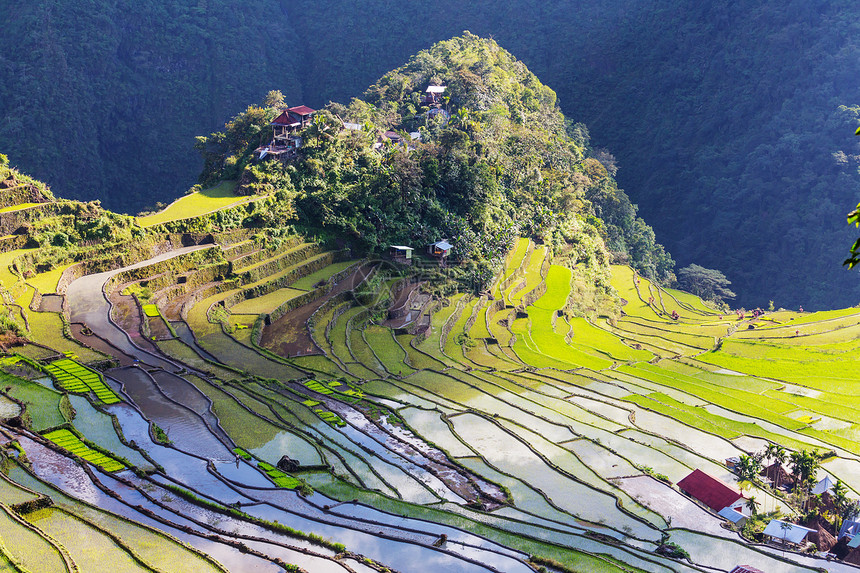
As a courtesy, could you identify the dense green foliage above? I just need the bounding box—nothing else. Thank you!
[677,264,736,305]
[5,0,860,308]
[195,34,673,289]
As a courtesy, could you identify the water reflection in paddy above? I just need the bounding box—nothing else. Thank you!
[9,463,283,573]
[150,370,232,445]
[65,268,180,371]
[241,501,525,573]
[108,367,233,461]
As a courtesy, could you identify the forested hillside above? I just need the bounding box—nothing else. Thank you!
[3,0,860,307]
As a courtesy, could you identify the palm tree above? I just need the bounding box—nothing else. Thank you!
[773,446,787,489]
[736,454,761,483]
[789,449,821,511]
[745,496,760,516]
[832,479,851,530]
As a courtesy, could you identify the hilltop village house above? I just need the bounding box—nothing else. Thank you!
[389,245,414,265]
[258,105,316,158]
[422,85,446,105]
[428,240,453,266]
[258,85,445,161]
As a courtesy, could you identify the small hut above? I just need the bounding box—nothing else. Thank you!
[264,105,316,156]
[389,245,413,265]
[762,519,815,548]
[423,85,446,105]
[428,240,453,260]
[718,506,748,528]
[729,566,764,573]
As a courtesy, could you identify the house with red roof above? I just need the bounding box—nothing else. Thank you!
[265,105,317,155]
[677,469,744,512]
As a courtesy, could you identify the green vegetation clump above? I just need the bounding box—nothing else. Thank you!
[195,34,673,296]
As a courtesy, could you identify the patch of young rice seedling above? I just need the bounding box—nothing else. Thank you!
[42,359,120,404]
[43,429,126,472]
[141,304,161,318]
[257,461,302,489]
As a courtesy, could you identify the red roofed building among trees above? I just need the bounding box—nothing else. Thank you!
[266,106,316,155]
[677,469,743,512]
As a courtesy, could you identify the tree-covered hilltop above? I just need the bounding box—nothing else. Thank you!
[6,0,860,308]
[195,34,674,306]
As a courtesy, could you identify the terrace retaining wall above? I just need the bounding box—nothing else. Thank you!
[237,243,324,284]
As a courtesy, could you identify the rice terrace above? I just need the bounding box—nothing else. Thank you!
[1,33,860,573]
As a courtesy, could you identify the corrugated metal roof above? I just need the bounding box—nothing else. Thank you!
[812,476,835,496]
[390,245,413,251]
[433,240,453,251]
[426,85,446,93]
[718,506,746,524]
[729,566,765,573]
[762,519,815,544]
[840,519,860,539]
[288,105,316,115]
[270,111,300,126]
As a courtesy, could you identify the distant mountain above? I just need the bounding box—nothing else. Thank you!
[3,0,860,307]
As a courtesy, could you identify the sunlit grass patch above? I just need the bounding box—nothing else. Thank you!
[26,263,74,294]
[0,202,41,213]
[137,180,251,227]
[290,260,358,290]
[229,288,305,315]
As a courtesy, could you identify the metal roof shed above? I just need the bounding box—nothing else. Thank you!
[718,506,748,526]
[762,519,815,545]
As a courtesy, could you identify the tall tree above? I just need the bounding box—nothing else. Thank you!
[677,264,736,304]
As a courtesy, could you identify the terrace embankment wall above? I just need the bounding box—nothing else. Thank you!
[229,236,304,271]
[264,257,356,324]
[102,246,225,294]
[56,233,213,295]
[237,243,324,284]
[439,295,469,353]
[220,254,335,321]
[0,234,27,254]
[0,204,58,235]
[252,260,361,348]
[518,249,551,310]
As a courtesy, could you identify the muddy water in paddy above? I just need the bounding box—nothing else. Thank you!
[70,322,137,365]
[37,294,64,312]
[65,246,208,371]
[262,264,374,357]
[172,321,220,363]
[0,395,21,419]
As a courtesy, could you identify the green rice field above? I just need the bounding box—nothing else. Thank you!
[42,359,120,404]
[42,429,126,472]
[6,232,860,573]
